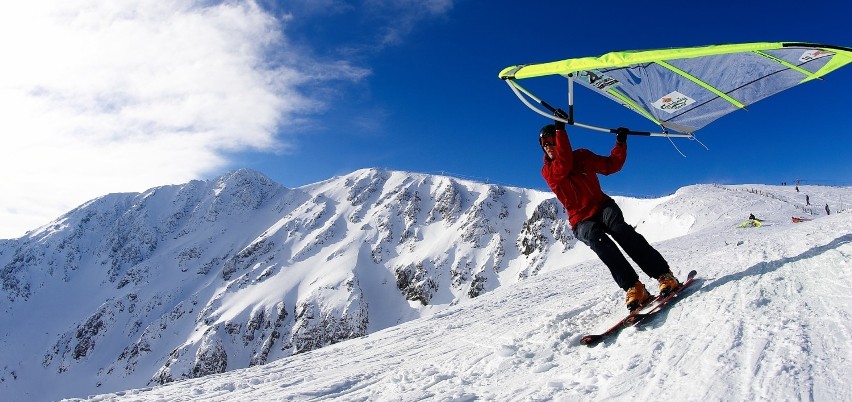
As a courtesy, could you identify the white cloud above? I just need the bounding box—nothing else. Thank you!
[0,0,368,239]
[364,0,454,46]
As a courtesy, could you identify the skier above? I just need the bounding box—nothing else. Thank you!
[739,214,763,228]
[826,204,831,215]
[538,110,679,310]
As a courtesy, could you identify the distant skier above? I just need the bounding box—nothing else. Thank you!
[826,204,831,215]
[538,110,679,310]
[806,195,810,205]
[739,214,763,228]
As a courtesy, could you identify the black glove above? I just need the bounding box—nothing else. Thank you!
[615,127,629,144]
[554,109,568,130]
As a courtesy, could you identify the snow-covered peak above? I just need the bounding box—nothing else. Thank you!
[1,169,849,401]
[74,208,852,402]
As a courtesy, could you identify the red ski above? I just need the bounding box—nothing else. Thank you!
[579,270,698,346]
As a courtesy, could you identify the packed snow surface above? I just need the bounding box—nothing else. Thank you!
[55,180,851,402]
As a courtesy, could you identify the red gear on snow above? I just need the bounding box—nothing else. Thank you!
[541,128,626,228]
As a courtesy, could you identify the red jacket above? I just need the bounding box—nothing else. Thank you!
[541,128,627,228]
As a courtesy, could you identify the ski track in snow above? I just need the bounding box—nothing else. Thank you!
[12,181,848,402]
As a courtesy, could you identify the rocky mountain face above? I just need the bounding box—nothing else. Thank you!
[0,168,577,400]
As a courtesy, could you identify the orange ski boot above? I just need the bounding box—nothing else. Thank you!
[657,272,681,297]
[625,281,651,311]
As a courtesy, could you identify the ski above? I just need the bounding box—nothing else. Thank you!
[624,269,698,326]
[578,300,655,346]
[579,270,698,346]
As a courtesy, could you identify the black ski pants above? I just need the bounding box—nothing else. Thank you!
[573,199,669,290]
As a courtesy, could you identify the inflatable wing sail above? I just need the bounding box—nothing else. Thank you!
[499,42,852,137]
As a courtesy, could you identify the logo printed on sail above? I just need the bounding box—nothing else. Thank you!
[578,70,620,91]
[799,50,833,63]
[652,91,695,114]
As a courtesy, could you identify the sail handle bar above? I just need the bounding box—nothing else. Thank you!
[502,78,695,139]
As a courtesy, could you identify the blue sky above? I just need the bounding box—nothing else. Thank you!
[1,0,851,238]
[241,0,852,196]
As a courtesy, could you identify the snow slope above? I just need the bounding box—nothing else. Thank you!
[0,167,653,401]
[62,182,852,402]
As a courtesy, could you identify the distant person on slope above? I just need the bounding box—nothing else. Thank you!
[538,110,679,310]
[739,214,763,228]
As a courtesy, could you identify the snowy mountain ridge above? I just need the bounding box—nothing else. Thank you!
[1,168,849,401]
[2,167,582,400]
